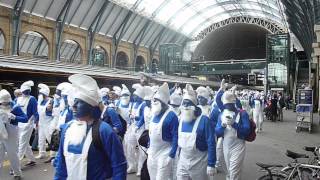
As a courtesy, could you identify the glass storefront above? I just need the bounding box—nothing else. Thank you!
[266,33,290,91]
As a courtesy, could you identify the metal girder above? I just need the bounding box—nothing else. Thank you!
[79,0,96,28]
[194,16,286,41]
[186,9,284,37]
[19,34,28,52]
[43,0,55,18]
[33,38,44,56]
[144,24,162,46]
[177,1,283,32]
[11,0,26,55]
[30,0,39,14]
[111,10,133,67]
[97,3,115,32]
[39,43,47,56]
[149,27,167,61]
[70,44,80,63]
[166,0,280,27]
[133,19,152,70]
[104,8,124,35]
[87,0,109,65]
[25,36,37,53]
[55,0,74,61]
[151,0,172,17]
[67,0,84,25]
[127,18,147,41]
[121,13,139,38]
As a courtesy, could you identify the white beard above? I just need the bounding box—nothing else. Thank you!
[181,109,195,122]
[65,121,87,145]
[151,103,162,115]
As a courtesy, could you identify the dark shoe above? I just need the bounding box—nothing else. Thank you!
[44,157,55,163]
[9,169,14,175]
[14,176,21,180]
[24,161,36,167]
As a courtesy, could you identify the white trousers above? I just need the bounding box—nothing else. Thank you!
[38,123,51,156]
[253,110,263,132]
[223,138,246,180]
[124,125,138,171]
[18,124,35,162]
[0,124,21,176]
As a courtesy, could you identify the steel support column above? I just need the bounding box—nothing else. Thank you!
[133,20,151,71]
[11,0,26,56]
[149,27,167,62]
[87,0,109,65]
[55,0,73,61]
[111,11,133,68]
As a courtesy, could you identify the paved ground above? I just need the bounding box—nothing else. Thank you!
[1,110,319,180]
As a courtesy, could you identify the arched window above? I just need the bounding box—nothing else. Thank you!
[0,29,5,54]
[92,46,108,67]
[19,31,49,59]
[60,39,82,64]
[116,51,129,70]
[135,55,145,72]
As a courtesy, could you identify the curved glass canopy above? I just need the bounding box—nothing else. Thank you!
[111,0,288,38]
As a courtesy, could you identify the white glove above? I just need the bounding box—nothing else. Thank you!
[220,79,228,91]
[207,166,217,176]
[8,113,16,120]
[129,114,135,120]
[134,126,139,133]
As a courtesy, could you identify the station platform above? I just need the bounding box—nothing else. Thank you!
[1,110,319,180]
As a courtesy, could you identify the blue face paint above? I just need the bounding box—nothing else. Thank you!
[181,99,196,108]
[145,100,151,107]
[73,99,94,119]
[56,89,62,97]
[198,96,208,106]
[22,90,31,96]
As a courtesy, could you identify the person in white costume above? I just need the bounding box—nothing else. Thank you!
[36,83,53,159]
[215,80,251,180]
[17,80,38,167]
[0,89,28,179]
[177,84,217,180]
[147,82,179,180]
[196,86,211,117]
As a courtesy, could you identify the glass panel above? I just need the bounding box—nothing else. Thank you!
[155,0,185,23]
[266,33,290,89]
[136,0,166,16]
[171,8,196,29]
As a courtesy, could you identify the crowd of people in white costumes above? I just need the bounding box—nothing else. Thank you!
[0,75,271,180]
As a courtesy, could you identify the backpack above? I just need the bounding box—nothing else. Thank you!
[239,109,256,142]
[103,107,127,139]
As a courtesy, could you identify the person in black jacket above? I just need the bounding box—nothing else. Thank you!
[270,94,278,122]
[278,92,285,121]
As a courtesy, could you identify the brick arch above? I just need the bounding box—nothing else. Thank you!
[20,24,54,59]
[135,55,145,72]
[19,30,50,58]
[62,34,86,64]
[116,51,129,70]
[93,45,109,66]
[0,28,6,54]
[60,39,83,64]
